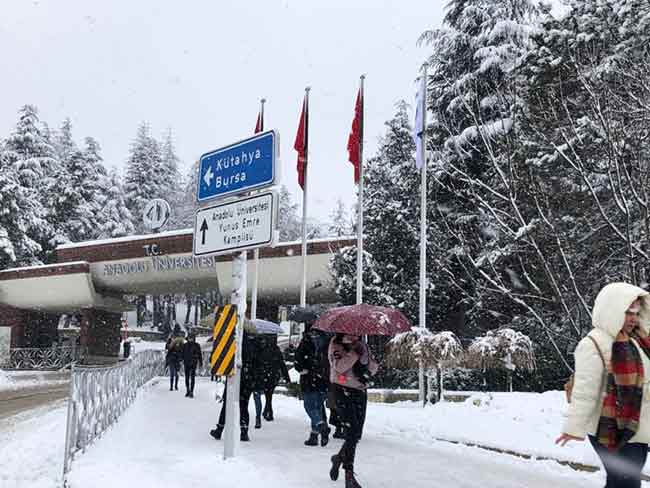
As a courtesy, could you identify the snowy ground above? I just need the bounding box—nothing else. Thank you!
[0,370,69,392]
[63,380,620,488]
[0,400,67,488]
[4,379,649,487]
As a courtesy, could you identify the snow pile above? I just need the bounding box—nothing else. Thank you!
[0,401,67,488]
[374,391,603,468]
[0,370,15,388]
[0,370,69,392]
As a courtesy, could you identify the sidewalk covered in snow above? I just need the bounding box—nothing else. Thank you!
[61,378,611,488]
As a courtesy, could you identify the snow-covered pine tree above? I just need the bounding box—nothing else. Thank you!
[0,164,44,269]
[278,185,302,241]
[328,199,351,237]
[160,128,185,224]
[95,169,136,238]
[167,160,197,230]
[55,118,78,165]
[1,105,58,263]
[51,149,101,244]
[123,122,165,233]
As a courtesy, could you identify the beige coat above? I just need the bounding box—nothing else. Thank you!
[563,282,650,443]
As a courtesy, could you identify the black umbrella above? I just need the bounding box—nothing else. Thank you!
[287,304,328,324]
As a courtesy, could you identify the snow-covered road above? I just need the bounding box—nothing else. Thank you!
[63,378,612,488]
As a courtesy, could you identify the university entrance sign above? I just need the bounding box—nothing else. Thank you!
[197,130,279,203]
[193,190,278,257]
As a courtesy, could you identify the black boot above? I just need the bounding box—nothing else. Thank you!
[333,426,345,439]
[320,425,330,447]
[304,432,319,446]
[255,416,262,429]
[210,426,223,440]
[345,470,362,488]
[329,455,342,481]
[189,391,194,398]
[240,428,250,442]
[185,391,190,397]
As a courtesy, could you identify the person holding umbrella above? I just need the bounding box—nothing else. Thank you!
[312,303,411,488]
[328,333,378,488]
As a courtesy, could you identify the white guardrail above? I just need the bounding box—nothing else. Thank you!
[62,350,166,479]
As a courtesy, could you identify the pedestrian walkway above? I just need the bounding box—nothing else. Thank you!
[65,378,608,488]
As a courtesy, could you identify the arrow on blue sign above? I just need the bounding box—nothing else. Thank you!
[197,130,278,203]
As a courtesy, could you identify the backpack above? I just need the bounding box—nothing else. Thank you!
[564,335,607,403]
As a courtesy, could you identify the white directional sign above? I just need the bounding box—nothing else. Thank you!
[143,199,171,231]
[193,191,278,257]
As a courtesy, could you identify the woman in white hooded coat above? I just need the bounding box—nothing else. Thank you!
[557,282,650,488]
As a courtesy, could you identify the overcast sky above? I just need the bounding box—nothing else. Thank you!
[1,0,445,223]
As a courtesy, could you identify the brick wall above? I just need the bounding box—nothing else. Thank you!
[56,234,355,264]
[0,304,27,347]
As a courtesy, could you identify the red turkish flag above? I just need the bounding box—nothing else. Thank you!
[255,112,263,133]
[294,96,308,190]
[347,89,362,183]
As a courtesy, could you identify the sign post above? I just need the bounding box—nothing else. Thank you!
[223,254,246,459]
[194,129,280,460]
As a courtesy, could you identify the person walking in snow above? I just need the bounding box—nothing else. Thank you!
[557,283,650,488]
[165,336,184,391]
[294,324,331,446]
[254,334,290,424]
[182,332,203,398]
[210,332,257,442]
[328,333,378,488]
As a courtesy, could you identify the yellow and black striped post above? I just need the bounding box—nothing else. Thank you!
[210,304,238,376]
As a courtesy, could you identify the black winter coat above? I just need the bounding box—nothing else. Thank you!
[182,341,203,368]
[240,333,258,392]
[165,339,183,367]
[253,335,290,392]
[294,331,330,393]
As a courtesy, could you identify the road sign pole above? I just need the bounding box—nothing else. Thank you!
[223,252,247,459]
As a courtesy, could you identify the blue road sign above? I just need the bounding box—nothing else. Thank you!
[197,130,278,203]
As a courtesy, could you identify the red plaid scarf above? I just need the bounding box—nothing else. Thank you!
[596,328,650,450]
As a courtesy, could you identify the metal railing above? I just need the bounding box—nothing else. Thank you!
[62,350,165,477]
[8,346,80,370]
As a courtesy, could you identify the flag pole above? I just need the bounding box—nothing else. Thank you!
[356,75,365,305]
[418,64,428,406]
[300,87,311,308]
[251,98,265,321]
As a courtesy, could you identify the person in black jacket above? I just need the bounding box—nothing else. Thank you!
[165,336,184,391]
[294,325,331,447]
[182,333,203,398]
[210,332,257,442]
[254,334,290,424]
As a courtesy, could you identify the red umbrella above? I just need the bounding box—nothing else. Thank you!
[312,304,412,336]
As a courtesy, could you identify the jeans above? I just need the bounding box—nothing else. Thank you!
[589,435,648,488]
[184,364,196,393]
[303,391,328,433]
[253,391,263,418]
[169,363,179,390]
